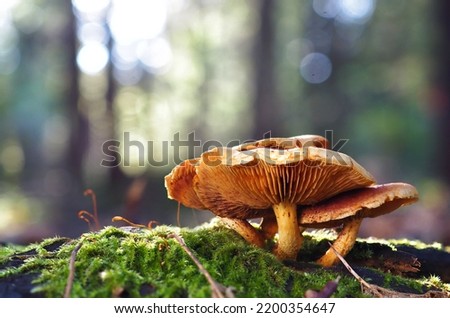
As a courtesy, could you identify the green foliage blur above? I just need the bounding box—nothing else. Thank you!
[0,0,448,244]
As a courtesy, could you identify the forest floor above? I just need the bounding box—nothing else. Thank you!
[0,219,449,298]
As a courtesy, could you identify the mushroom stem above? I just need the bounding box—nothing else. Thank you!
[272,202,303,260]
[260,216,306,240]
[260,216,278,239]
[317,217,363,267]
[220,217,265,248]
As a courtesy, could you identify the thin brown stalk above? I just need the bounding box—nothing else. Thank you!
[176,201,181,227]
[111,216,159,229]
[84,189,100,231]
[78,210,95,231]
[112,216,147,228]
[64,242,83,298]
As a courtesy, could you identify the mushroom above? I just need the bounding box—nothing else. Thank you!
[165,135,375,260]
[165,157,266,247]
[260,182,419,266]
[165,158,204,210]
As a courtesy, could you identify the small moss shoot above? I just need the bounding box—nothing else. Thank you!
[0,221,449,297]
[0,244,24,261]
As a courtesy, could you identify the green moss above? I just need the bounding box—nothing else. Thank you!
[381,271,425,293]
[359,237,444,251]
[0,221,448,298]
[419,275,450,292]
[0,244,23,261]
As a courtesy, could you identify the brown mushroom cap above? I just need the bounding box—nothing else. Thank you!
[299,182,419,228]
[164,158,205,210]
[303,182,419,267]
[194,144,375,219]
[259,182,420,266]
[164,135,332,214]
[237,134,329,151]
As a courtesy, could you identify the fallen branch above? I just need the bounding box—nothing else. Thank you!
[169,232,234,298]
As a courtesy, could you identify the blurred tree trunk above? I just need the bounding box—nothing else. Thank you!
[63,2,124,186]
[105,23,125,185]
[252,0,280,139]
[433,1,450,185]
[63,1,88,184]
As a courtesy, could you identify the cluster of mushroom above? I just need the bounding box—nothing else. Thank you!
[164,135,418,266]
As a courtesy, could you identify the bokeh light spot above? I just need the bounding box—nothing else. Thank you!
[300,52,332,84]
[137,37,172,73]
[72,0,111,15]
[76,43,109,75]
[0,140,24,175]
[338,0,375,24]
[77,22,108,45]
[313,0,340,19]
[108,0,167,45]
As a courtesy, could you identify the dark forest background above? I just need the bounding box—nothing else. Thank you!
[0,0,449,245]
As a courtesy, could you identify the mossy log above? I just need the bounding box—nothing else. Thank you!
[0,220,449,298]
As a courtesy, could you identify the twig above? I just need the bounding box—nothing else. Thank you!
[169,232,234,298]
[64,242,83,298]
[327,243,381,296]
